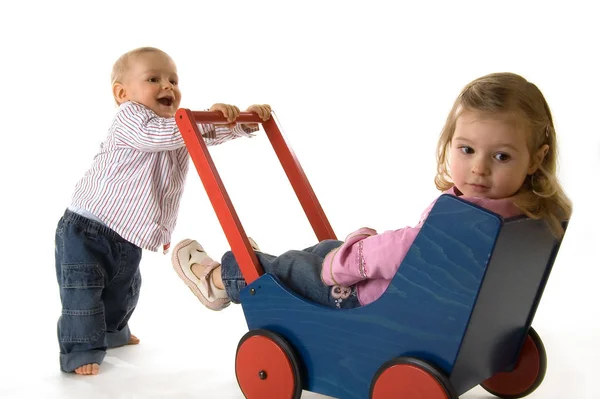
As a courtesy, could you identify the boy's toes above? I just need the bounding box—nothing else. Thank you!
[74,363,99,375]
[128,334,140,345]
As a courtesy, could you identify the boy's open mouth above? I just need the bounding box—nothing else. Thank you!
[158,97,173,106]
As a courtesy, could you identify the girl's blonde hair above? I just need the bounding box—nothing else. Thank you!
[435,72,572,237]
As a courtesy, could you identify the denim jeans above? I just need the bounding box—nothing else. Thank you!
[54,210,142,372]
[221,239,360,309]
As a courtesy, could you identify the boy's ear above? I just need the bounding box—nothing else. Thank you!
[528,144,549,174]
[112,82,128,104]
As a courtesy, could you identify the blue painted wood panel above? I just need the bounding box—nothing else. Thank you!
[241,195,502,399]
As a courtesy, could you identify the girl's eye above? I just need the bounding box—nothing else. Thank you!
[459,146,474,154]
[170,79,178,85]
[494,153,510,161]
[148,77,159,83]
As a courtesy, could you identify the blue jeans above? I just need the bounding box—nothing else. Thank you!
[221,239,360,309]
[54,210,142,372]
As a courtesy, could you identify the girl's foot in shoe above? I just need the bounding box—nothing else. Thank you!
[171,239,231,310]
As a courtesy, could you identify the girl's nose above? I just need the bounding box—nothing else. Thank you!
[471,157,490,175]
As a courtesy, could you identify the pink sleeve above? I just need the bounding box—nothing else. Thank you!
[320,192,521,288]
[321,226,420,287]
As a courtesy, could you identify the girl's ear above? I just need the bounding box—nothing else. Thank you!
[112,82,128,105]
[528,144,549,174]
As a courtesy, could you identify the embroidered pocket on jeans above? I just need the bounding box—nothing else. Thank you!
[331,285,352,299]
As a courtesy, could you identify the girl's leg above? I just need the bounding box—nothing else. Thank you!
[219,239,343,302]
[173,238,359,310]
[221,240,359,309]
[219,251,276,303]
[300,239,344,257]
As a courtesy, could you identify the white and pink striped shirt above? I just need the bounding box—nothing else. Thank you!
[70,101,257,252]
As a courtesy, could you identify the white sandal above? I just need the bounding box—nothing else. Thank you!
[171,239,230,311]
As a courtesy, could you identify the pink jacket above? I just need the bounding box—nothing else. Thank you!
[320,187,522,305]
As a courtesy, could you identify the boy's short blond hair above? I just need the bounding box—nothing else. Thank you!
[110,47,170,85]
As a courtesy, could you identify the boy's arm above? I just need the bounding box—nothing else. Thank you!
[203,124,259,146]
[113,102,187,151]
[113,102,256,151]
[201,102,263,146]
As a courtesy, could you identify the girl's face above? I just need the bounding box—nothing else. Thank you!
[449,111,545,199]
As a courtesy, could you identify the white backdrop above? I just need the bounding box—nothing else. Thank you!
[0,1,598,398]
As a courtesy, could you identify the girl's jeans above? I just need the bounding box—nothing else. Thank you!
[220,239,360,309]
[54,210,142,372]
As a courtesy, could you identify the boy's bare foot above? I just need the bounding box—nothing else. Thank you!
[72,334,139,375]
[74,363,99,375]
[128,334,140,345]
[108,333,140,350]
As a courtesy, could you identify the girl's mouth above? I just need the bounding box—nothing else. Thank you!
[469,184,490,192]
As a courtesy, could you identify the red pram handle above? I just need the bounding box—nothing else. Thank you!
[176,108,336,284]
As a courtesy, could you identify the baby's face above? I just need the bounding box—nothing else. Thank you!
[118,52,181,118]
[449,111,535,199]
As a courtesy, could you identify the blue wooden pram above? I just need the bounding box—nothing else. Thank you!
[176,109,565,398]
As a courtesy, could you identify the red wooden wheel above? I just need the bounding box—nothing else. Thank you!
[370,357,457,399]
[235,329,302,399]
[481,327,547,398]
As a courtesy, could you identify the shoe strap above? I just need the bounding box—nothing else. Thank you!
[199,260,223,299]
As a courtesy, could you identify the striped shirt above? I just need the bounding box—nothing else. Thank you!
[70,101,257,252]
